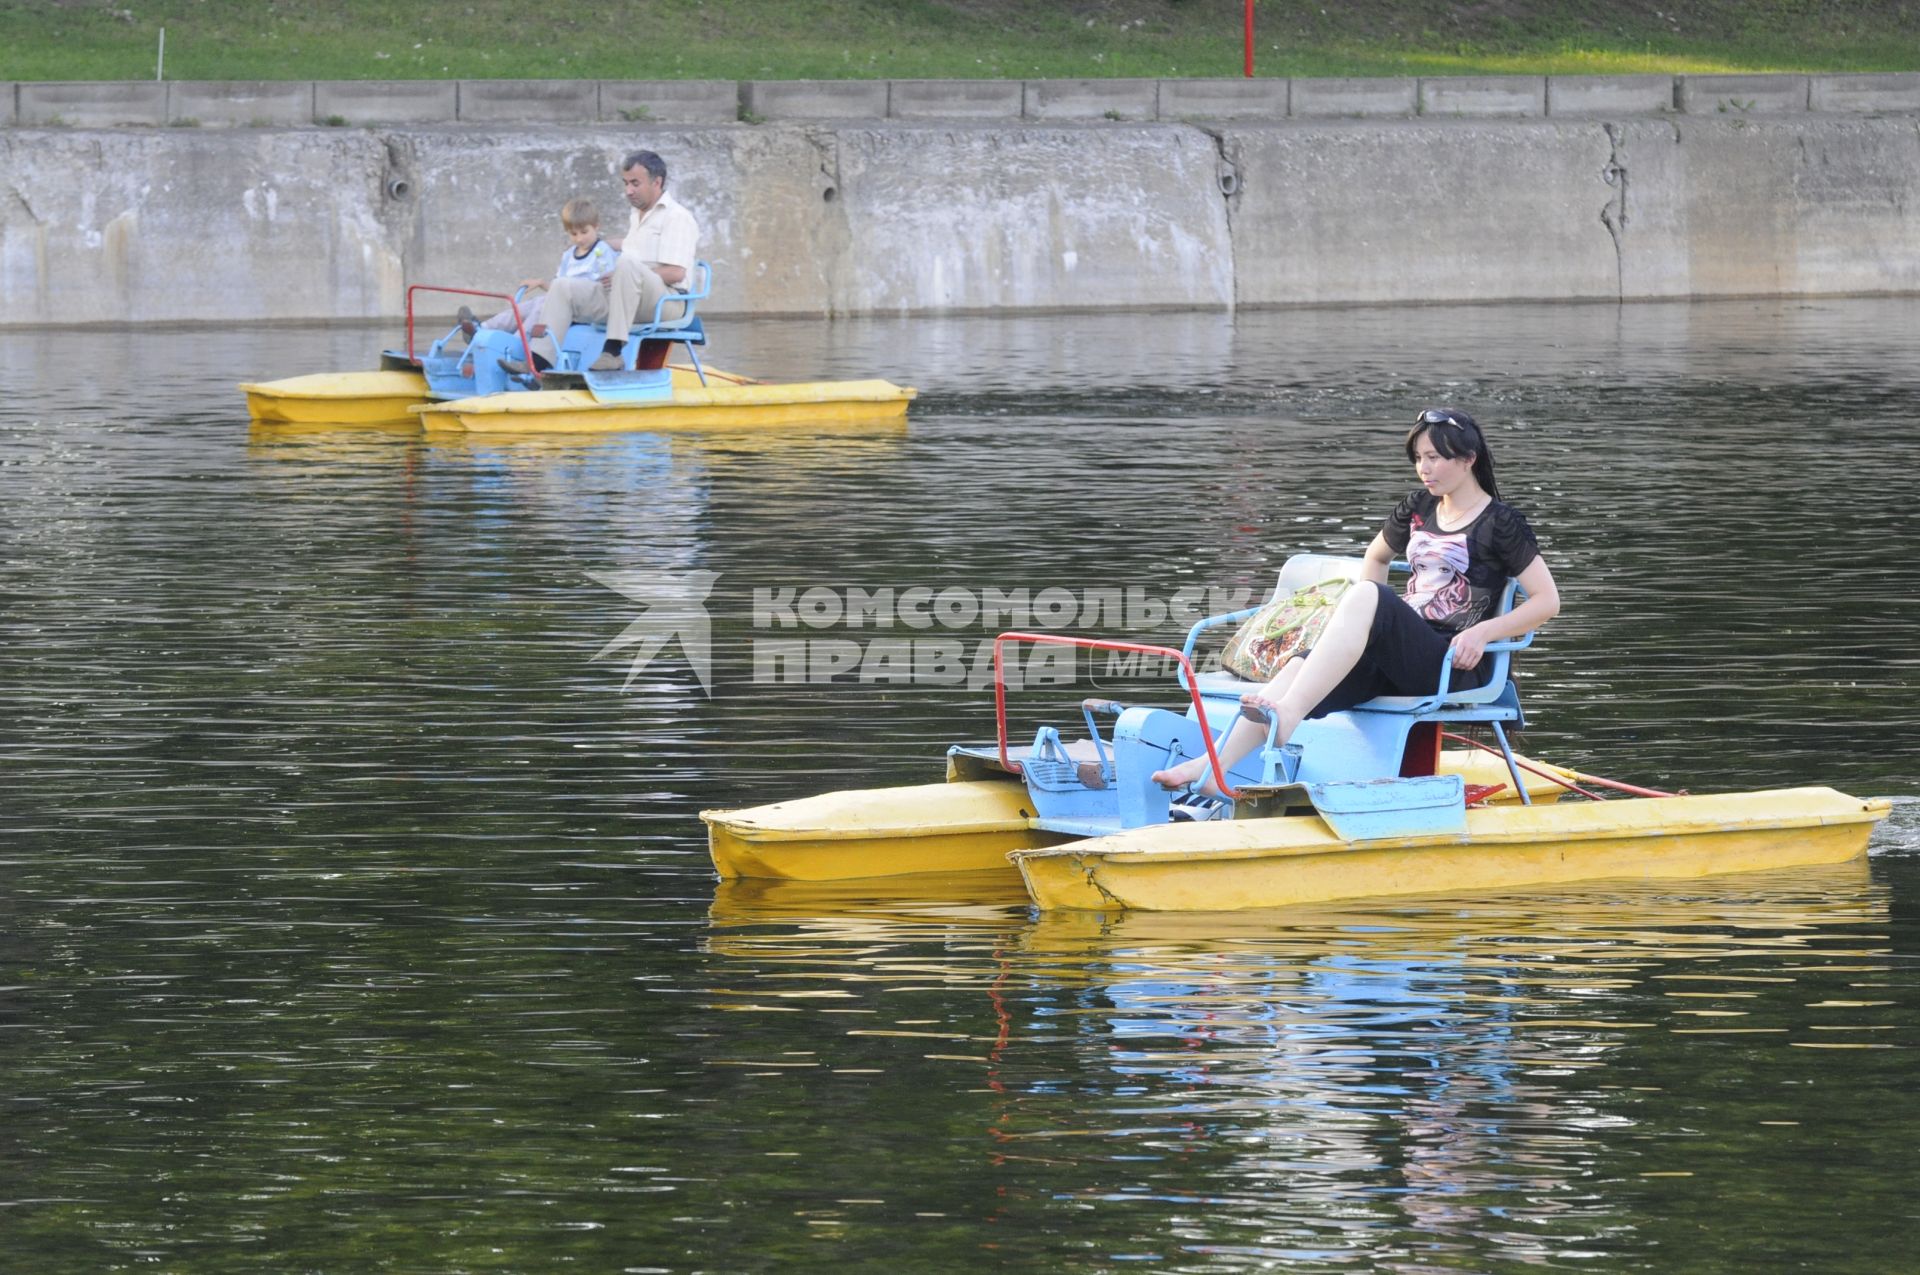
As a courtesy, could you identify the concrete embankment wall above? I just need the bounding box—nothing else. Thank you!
[2,74,1918,324]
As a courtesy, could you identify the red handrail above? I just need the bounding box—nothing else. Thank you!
[404,284,536,382]
[993,631,1244,799]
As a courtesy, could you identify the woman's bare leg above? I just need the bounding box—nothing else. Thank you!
[1152,583,1382,795]
[1150,661,1304,795]
[1245,581,1381,736]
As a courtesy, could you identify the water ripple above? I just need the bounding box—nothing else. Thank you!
[1,301,1917,1270]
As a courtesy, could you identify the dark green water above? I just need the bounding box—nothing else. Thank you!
[3,301,1916,1272]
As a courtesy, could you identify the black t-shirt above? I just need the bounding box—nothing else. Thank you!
[1381,491,1541,633]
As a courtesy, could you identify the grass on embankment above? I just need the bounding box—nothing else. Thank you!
[1,0,1913,83]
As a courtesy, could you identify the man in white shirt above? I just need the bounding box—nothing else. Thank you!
[509,149,700,374]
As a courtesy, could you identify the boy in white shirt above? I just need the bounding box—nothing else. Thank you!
[459,197,617,339]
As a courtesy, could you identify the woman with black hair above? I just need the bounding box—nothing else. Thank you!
[1152,407,1562,796]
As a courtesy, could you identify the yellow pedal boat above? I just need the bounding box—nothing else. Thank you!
[242,364,914,435]
[703,614,1890,912]
[246,274,914,433]
[704,754,1887,912]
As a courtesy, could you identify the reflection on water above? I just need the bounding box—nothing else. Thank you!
[2,301,1918,1269]
[704,863,1909,1269]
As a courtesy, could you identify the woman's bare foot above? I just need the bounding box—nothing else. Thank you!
[1151,756,1215,793]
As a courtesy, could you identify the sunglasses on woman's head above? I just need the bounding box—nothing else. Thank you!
[1416,408,1476,434]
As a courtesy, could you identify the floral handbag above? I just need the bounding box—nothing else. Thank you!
[1219,577,1354,681]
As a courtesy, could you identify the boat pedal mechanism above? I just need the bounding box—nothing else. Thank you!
[1168,796,1225,823]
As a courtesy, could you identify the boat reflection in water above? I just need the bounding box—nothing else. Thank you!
[247,415,908,467]
[705,860,1894,1074]
[416,415,909,459]
[706,863,1895,1257]
[708,860,1890,1021]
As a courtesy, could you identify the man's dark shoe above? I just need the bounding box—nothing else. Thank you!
[498,357,529,376]
[456,305,478,336]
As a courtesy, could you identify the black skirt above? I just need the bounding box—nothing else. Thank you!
[1308,582,1491,719]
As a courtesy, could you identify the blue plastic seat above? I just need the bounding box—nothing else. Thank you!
[616,260,712,384]
[1337,574,1532,800]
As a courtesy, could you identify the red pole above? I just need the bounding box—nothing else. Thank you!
[993,632,1243,799]
[1244,0,1254,77]
[402,283,518,362]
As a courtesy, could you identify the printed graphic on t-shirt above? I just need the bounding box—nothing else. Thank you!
[558,240,617,282]
[1404,514,1492,629]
